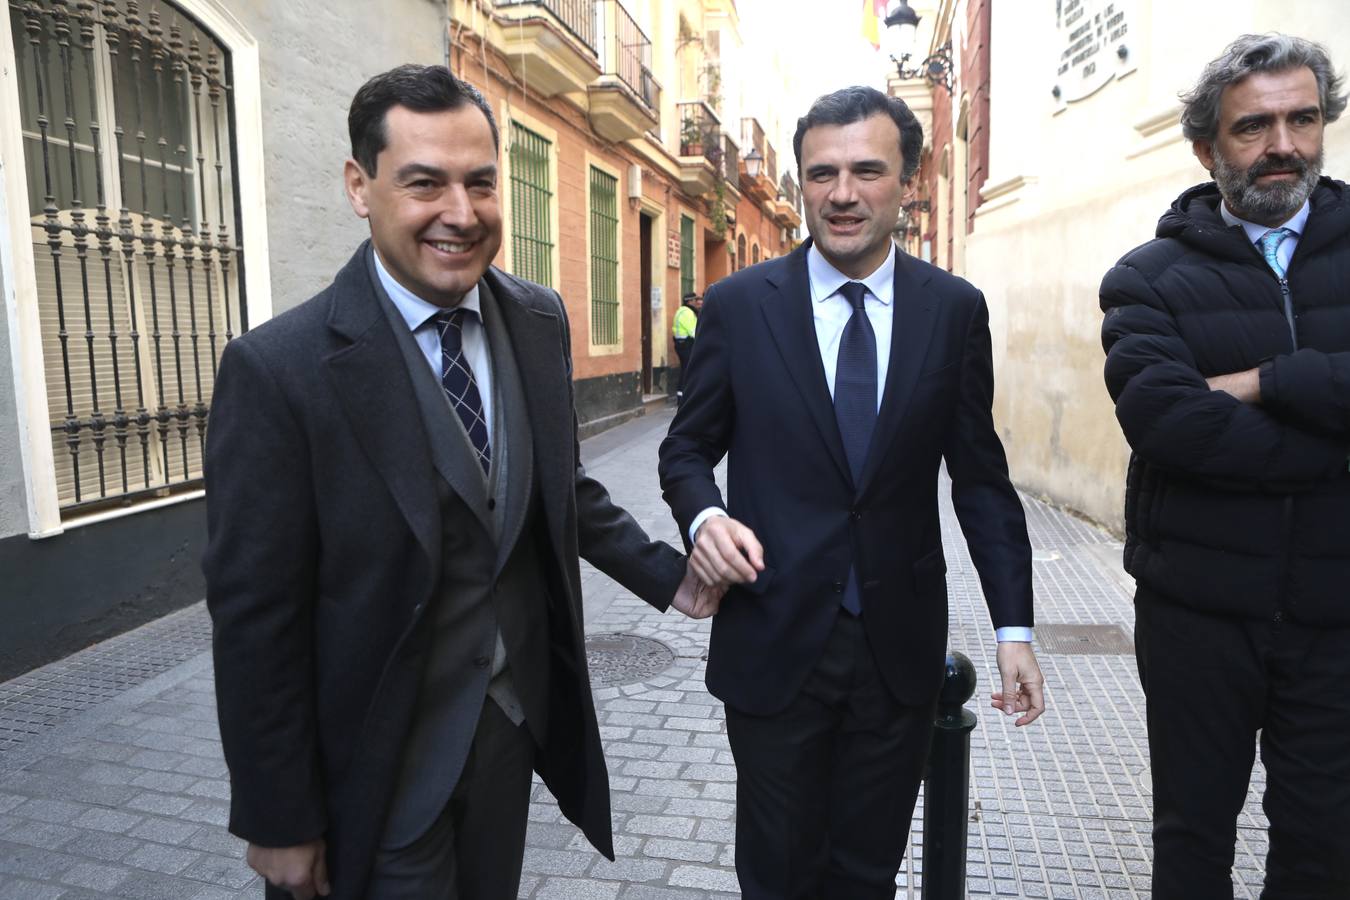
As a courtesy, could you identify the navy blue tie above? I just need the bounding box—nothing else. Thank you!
[435,308,491,476]
[834,281,876,615]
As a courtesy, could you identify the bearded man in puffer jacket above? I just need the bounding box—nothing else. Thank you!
[1100,33,1350,900]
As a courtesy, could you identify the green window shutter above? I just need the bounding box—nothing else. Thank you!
[589,167,620,346]
[680,214,695,299]
[509,121,554,288]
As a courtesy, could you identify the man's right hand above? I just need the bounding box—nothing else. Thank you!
[691,515,765,587]
[247,840,330,899]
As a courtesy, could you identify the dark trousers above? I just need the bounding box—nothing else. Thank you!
[673,338,693,398]
[1135,588,1350,900]
[725,610,938,900]
[367,699,536,900]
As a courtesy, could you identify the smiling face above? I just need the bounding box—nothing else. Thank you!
[344,103,502,307]
[799,112,912,279]
[1194,66,1325,226]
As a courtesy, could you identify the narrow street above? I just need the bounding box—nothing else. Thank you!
[0,408,1270,899]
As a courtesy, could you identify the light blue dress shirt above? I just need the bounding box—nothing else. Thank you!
[1219,198,1310,270]
[372,250,494,436]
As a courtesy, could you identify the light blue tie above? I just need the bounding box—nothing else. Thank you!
[1259,227,1294,279]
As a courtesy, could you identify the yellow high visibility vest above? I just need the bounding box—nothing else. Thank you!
[673,305,697,340]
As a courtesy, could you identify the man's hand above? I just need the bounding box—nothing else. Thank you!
[690,515,764,587]
[1206,367,1261,404]
[671,564,727,619]
[247,840,330,899]
[990,642,1046,727]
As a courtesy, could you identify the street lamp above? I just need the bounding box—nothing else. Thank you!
[885,0,954,94]
[743,147,763,179]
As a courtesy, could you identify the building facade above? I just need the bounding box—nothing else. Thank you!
[0,0,800,674]
[889,0,1350,531]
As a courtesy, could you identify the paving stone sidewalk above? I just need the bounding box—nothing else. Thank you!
[0,408,1271,898]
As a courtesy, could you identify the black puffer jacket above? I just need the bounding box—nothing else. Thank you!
[1101,177,1350,625]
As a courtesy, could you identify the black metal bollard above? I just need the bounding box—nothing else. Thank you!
[920,651,977,900]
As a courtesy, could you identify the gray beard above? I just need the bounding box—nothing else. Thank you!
[1212,150,1321,222]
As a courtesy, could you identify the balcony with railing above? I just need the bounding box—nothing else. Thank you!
[740,116,777,203]
[721,133,741,192]
[588,0,661,141]
[775,172,803,230]
[493,0,602,97]
[676,100,721,195]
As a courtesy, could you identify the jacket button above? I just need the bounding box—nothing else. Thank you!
[832,581,845,593]
[487,498,496,511]
[849,510,862,521]
[473,656,490,669]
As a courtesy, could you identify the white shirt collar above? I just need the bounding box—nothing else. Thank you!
[807,242,896,306]
[372,246,482,332]
[1219,198,1311,245]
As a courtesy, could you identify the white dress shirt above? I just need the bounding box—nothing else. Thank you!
[689,245,1030,642]
[1219,198,1310,271]
[373,250,494,436]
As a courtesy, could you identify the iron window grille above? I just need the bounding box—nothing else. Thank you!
[8,0,245,516]
[679,214,695,299]
[588,166,619,346]
[508,120,554,288]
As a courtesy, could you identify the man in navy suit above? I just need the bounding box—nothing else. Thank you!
[659,86,1046,898]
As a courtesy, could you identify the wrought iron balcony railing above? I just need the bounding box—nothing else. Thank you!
[678,100,721,164]
[606,0,658,110]
[722,133,740,186]
[498,0,597,53]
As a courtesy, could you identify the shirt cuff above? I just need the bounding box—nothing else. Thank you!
[689,507,728,545]
[995,626,1034,643]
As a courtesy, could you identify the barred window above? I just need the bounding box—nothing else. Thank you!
[508,121,553,287]
[752,243,760,265]
[737,232,746,271]
[679,214,695,299]
[9,0,244,517]
[588,166,619,346]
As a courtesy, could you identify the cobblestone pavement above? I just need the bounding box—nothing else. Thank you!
[0,408,1271,898]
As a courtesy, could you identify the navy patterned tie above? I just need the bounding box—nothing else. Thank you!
[435,308,491,476]
[834,280,876,615]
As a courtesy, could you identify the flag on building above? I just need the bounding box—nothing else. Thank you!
[861,0,889,49]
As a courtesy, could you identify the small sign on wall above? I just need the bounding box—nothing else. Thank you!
[667,231,681,268]
[651,286,662,312]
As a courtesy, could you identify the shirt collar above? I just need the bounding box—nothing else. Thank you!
[372,247,482,332]
[1219,197,1311,245]
[807,242,896,306]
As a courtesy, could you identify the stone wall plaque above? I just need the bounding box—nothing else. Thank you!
[1055,0,1135,103]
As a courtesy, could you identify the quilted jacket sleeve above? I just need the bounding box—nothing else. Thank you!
[1101,262,1348,487]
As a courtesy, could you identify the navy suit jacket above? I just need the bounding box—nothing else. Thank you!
[658,240,1033,714]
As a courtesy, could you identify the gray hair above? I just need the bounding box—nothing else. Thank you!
[1180,34,1347,142]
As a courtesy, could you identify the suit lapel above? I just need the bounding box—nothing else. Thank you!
[479,277,535,574]
[759,245,852,485]
[856,250,939,496]
[487,271,572,553]
[324,245,443,561]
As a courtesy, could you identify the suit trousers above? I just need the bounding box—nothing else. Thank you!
[1134,587,1350,900]
[724,609,938,900]
[367,699,535,900]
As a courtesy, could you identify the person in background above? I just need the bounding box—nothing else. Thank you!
[672,291,701,404]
